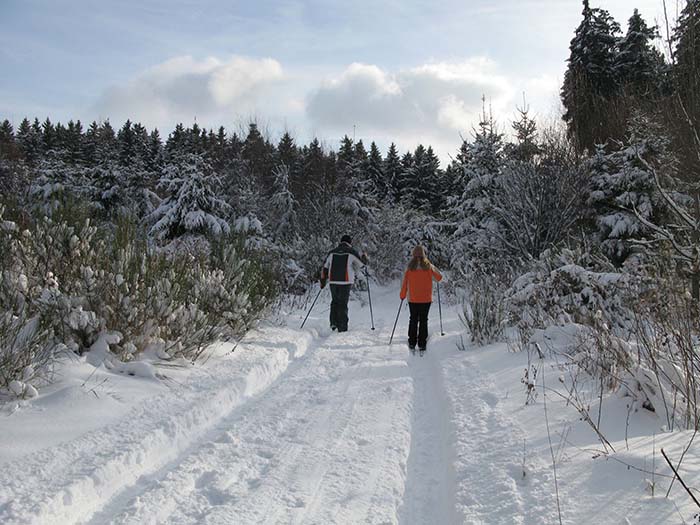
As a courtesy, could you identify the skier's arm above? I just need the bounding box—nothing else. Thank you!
[320,254,332,288]
[431,266,443,282]
[350,248,369,267]
[400,271,408,300]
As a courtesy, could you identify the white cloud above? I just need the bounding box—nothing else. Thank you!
[90,54,563,164]
[305,58,517,161]
[93,55,285,129]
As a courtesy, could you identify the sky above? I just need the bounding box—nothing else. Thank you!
[0,0,669,163]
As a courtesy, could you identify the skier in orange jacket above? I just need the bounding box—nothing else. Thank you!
[400,245,442,352]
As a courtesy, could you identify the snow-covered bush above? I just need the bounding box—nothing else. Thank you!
[459,272,506,345]
[0,204,278,391]
[505,248,635,337]
[626,268,700,430]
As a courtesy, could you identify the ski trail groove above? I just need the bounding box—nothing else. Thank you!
[96,329,413,525]
[0,328,315,525]
[82,331,327,525]
[399,348,458,525]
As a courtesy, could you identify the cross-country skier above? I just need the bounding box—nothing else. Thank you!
[320,235,368,332]
[399,245,442,353]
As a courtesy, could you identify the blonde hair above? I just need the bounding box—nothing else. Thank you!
[407,245,431,271]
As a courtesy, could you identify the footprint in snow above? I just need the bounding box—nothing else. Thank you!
[481,392,499,408]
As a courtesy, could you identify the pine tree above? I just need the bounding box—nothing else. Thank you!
[241,123,275,196]
[367,142,386,200]
[41,118,57,154]
[149,153,231,240]
[97,121,118,163]
[673,0,700,139]
[268,164,299,242]
[615,9,665,97]
[394,151,414,204]
[0,120,14,147]
[277,132,304,201]
[336,135,356,195]
[561,0,622,151]
[506,104,540,162]
[384,143,401,202]
[63,120,84,165]
[451,110,505,273]
[145,129,164,173]
[302,138,328,196]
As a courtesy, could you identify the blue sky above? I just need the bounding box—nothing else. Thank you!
[0,0,666,162]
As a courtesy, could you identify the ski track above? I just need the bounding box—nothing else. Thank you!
[0,327,315,525]
[399,347,457,525]
[442,353,559,525]
[88,328,414,525]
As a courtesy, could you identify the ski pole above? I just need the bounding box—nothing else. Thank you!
[437,281,445,336]
[300,286,323,329]
[364,266,375,330]
[389,299,404,345]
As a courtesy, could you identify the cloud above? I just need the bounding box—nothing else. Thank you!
[93,55,285,128]
[305,59,569,162]
[89,54,563,165]
[305,58,517,159]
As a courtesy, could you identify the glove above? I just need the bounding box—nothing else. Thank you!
[320,277,327,289]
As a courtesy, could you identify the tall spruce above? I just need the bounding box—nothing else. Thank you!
[561,0,622,151]
[615,9,665,98]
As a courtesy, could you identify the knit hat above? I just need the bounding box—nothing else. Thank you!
[340,234,352,244]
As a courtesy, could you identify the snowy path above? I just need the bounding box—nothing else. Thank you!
[2,286,698,524]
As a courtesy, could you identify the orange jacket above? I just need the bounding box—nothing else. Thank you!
[400,266,443,303]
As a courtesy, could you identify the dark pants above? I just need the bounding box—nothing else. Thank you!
[408,302,431,348]
[330,284,351,332]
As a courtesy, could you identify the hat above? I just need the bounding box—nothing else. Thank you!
[340,235,352,244]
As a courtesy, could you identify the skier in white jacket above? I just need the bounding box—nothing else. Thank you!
[320,235,368,332]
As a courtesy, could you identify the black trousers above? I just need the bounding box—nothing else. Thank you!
[330,284,351,332]
[408,302,431,348]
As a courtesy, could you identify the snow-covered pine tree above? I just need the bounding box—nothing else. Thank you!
[277,132,304,202]
[670,0,700,179]
[149,152,231,240]
[451,109,506,275]
[0,120,27,196]
[505,104,541,162]
[145,129,164,174]
[395,151,414,205]
[63,120,84,165]
[30,151,86,215]
[406,144,441,213]
[16,118,42,165]
[673,0,700,116]
[241,123,275,197]
[268,164,299,243]
[367,142,387,200]
[615,9,665,98]
[384,143,401,202]
[561,0,622,152]
[302,138,328,196]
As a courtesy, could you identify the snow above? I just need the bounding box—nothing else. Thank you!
[1,286,699,524]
